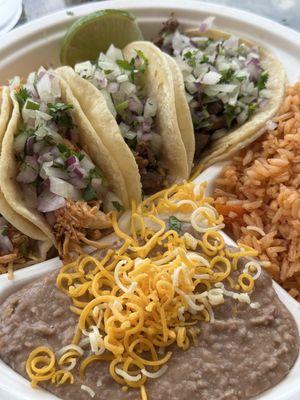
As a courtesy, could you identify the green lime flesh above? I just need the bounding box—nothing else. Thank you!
[60,9,143,66]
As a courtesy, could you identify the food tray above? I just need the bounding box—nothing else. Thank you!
[0,1,299,399]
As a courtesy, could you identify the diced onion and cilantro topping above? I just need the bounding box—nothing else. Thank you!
[75,45,159,151]
[75,46,166,194]
[156,17,270,157]
[11,68,110,215]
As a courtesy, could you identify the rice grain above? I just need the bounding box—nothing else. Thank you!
[214,84,300,301]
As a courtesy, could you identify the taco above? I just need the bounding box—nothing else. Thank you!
[0,86,51,274]
[0,69,129,259]
[155,17,286,167]
[56,41,189,198]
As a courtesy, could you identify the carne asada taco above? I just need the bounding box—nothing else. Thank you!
[0,69,129,259]
[155,18,285,167]
[0,86,51,274]
[56,41,189,197]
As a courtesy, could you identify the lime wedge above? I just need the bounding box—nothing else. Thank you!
[60,9,144,67]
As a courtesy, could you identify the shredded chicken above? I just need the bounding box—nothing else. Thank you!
[0,226,36,275]
[54,200,112,260]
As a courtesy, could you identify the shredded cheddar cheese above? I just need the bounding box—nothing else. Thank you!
[26,182,259,399]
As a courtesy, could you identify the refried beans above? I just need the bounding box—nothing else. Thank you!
[0,254,298,400]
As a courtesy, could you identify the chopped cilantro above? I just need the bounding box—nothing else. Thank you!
[0,226,8,236]
[20,241,28,257]
[256,71,269,90]
[248,102,257,117]
[217,46,226,56]
[134,49,148,72]
[57,143,84,161]
[197,38,213,51]
[48,102,73,113]
[47,102,74,129]
[116,59,133,71]
[89,168,102,179]
[168,216,181,234]
[25,99,40,110]
[224,104,237,128]
[115,100,129,114]
[220,69,234,83]
[201,54,209,64]
[112,201,123,212]
[83,183,97,202]
[116,52,148,83]
[125,135,137,150]
[194,119,212,130]
[162,31,171,38]
[15,87,30,108]
[184,51,196,68]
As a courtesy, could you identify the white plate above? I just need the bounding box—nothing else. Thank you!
[0,1,299,399]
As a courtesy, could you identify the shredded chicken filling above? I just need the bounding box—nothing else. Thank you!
[54,200,112,260]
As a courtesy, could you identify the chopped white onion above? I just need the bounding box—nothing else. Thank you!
[49,176,81,200]
[201,71,222,85]
[37,191,66,213]
[0,234,13,254]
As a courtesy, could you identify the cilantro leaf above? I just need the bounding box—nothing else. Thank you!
[184,51,196,68]
[125,135,137,150]
[112,201,123,212]
[0,226,8,236]
[134,49,148,72]
[256,71,269,90]
[115,100,129,114]
[83,183,97,202]
[47,102,74,129]
[116,59,133,71]
[116,52,148,83]
[89,168,102,179]
[168,216,181,234]
[15,87,30,108]
[57,143,84,161]
[248,102,257,117]
[224,104,237,128]
[220,69,234,83]
[201,54,209,64]
[25,99,40,110]
[20,241,28,257]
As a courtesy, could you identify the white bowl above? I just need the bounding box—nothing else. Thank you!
[0,1,299,399]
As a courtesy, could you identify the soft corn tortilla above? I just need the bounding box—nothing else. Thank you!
[164,54,195,172]
[0,87,51,266]
[57,41,190,201]
[56,66,142,204]
[123,41,189,182]
[172,28,286,168]
[0,74,130,246]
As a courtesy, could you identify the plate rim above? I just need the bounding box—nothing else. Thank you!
[0,1,299,399]
[1,0,300,48]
